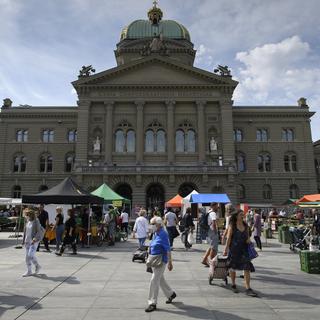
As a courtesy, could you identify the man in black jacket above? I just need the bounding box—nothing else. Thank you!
[37,204,50,252]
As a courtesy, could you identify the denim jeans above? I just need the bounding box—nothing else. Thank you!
[55,225,65,251]
[138,237,146,248]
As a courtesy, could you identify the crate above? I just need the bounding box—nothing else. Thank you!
[281,229,292,244]
[300,251,320,274]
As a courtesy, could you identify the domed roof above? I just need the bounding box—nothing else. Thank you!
[121,20,191,41]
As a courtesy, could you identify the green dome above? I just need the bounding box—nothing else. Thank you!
[120,19,191,41]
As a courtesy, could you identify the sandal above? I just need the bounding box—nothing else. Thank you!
[246,288,258,297]
[145,304,157,312]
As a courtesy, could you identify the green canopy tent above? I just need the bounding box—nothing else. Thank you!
[91,183,130,207]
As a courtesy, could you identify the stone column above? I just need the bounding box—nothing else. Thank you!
[166,100,175,164]
[220,98,235,162]
[104,101,114,164]
[197,101,206,164]
[135,101,145,164]
[75,100,90,166]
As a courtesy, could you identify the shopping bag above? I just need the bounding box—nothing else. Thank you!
[187,232,194,245]
[248,242,259,260]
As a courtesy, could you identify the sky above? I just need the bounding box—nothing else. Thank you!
[1,0,320,140]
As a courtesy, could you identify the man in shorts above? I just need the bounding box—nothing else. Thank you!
[202,202,219,266]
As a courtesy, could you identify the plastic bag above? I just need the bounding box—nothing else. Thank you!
[187,232,194,245]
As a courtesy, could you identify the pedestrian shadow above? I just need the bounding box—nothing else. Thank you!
[158,302,250,319]
[254,274,318,287]
[0,292,41,318]
[34,274,80,284]
[255,267,293,276]
[259,292,320,306]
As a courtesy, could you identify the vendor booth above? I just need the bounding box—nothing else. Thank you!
[165,194,183,208]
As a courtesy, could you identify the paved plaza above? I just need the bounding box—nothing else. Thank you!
[0,232,319,320]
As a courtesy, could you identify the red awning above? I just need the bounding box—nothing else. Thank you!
[296,194,320,204]
[165,194,183,207]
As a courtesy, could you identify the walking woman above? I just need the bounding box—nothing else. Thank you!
[223,210,258,297]
[182,207,194,249]
[253,209,262,251]
[22,208,44,277]
[145,217,176,313]
[133,209,149,248]
[52,206,64,252]
[55,209,77,256]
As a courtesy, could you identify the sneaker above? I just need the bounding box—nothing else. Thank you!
[55,252,62,256]
[246,288,258,297]
[145,304,157,313]
[45,248,51,252]
[22,271,32,277]
[166,292,177,304]
[35,265,41,274]
[231,285,239,293]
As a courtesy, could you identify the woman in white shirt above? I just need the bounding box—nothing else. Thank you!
[133,209,149,248]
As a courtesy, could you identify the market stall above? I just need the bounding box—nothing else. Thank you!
[165,194,183,208]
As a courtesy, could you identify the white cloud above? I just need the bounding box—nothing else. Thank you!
[233,36,320,140]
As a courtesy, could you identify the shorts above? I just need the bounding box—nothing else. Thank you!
[208,229,219,252]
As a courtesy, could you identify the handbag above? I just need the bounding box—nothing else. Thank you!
[173,227,180,238]
[187,232,194,245]
[247,242,258,260]
[146,254,163,268]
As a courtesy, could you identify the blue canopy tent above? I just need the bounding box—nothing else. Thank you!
[190,193,231,204]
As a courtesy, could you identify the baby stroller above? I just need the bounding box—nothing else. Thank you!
[289,226,311,252]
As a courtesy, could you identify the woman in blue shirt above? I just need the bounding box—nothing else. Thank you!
[145,216,176,313]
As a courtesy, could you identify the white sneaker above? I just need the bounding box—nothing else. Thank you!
[35,265,41,274]
[22,271,32,277]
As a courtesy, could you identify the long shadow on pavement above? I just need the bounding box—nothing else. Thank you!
[254,274,319,287]
[34,274,80,284]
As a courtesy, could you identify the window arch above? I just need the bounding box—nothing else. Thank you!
[256,129,268,142]
[40,154,53,173]
[234,129,243,142]
[178,183,198,198]
[284,153,297,172]
[282,129,294,142]
[263,184,272,200]
[176,121,196,153]
[16,129,28,142]
[315,158,320,175]
[12,185,21,198]
[258,153,271,172]
[13,154,27,172]
[236,153,246,172]
[289,184,300,199]
[115,121,135,153]
[238,184,246,200]
[68,129,77,142]
[42,129,54,142]
[65,153,75,172]
[39,185,48,192]
[145,121,166,153]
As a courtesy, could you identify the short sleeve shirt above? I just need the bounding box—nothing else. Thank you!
[207,210,217,230]
[165,211,177,227]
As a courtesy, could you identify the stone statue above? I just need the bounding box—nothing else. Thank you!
[141,33,169,56]
[2,98,12,109]
[210,137,218,152]
[93,136,101,153]
[78,65,96,78]
[214,65,232,77]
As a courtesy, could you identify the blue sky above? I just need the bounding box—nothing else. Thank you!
[1,0,320,140]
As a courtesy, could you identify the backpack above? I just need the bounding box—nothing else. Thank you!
[200,212,209,229]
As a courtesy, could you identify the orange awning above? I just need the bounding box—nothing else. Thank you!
[165,194,183,207]
[296,194,320,204]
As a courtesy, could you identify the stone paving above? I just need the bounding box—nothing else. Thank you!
[0,232,319,320]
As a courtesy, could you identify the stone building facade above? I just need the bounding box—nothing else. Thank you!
[314,140,320,193]
[0,4,318,208]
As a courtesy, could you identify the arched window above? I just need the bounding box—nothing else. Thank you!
[115,130,126,152]
[175,130,185,152]
[186,130,196,152]
[42,129,54,142]
[145,129,155,152]
[65,154,75,172]
[282,129,294,142]
[289,184,300,199]
[156,130,166,152]
[258,153,271,172]
[238,185,246,200]
[178,183,198,197]
[263,184,272,200]
[234,129,243,142]
[126,130,135,153]
[13,155,27,172]
[257,129,268,142]
[68,129,77,142]
[40,154,53,173]
[284,153,297,172]
[39,185,48,192]
[315,159,320,175]
[236,153,246,172]
[16,129,28,142]
[12,185,21,198]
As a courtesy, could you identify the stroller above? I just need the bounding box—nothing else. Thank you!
[289,226,311,252]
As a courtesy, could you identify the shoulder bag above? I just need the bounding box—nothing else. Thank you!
[146,254,163,268]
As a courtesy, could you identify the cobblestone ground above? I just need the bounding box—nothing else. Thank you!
[0,232,319,320]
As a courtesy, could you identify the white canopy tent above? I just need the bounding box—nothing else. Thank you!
[0,198,22,206]
[181,190,199,216]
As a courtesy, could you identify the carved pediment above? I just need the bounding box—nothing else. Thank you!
[72,57,238,89]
